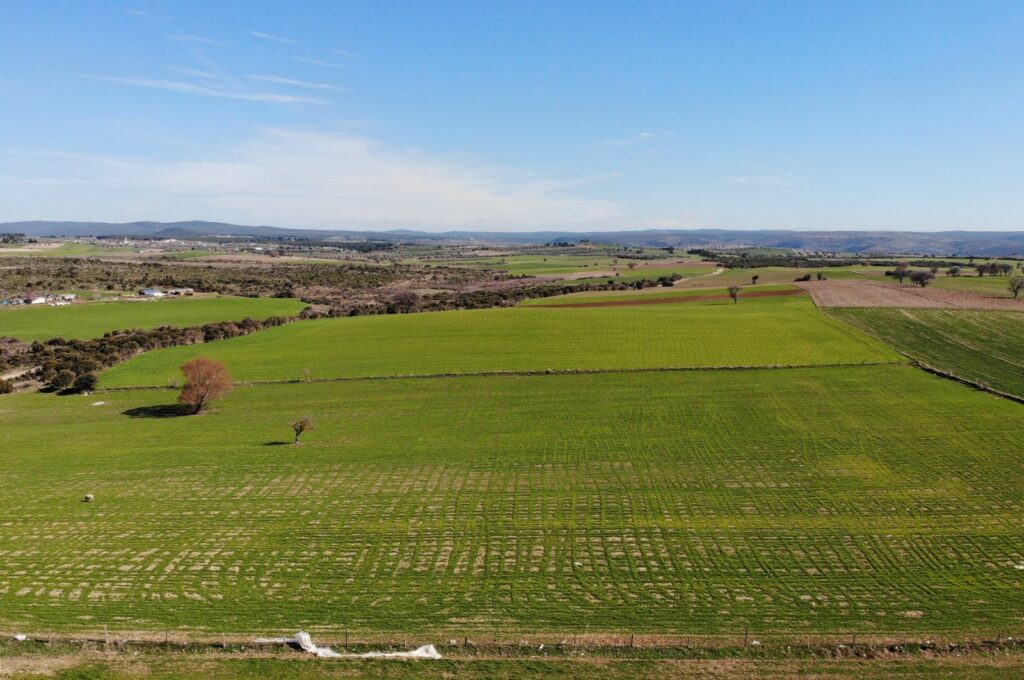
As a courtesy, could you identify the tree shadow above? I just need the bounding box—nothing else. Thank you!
[122,404,192,418]
[263,441,290,447]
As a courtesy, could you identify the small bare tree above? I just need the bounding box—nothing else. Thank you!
[291,416,314,444]
[1009,276,1024,299]
[178,358,232,414]
[727,286,741,303]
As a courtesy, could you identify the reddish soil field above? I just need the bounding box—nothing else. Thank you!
[796,279,1024,310]
[541,287,806,308]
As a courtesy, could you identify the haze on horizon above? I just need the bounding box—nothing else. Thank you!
[2,1,1023,233]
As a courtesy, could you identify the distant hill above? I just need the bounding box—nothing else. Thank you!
[5,221,1024,256]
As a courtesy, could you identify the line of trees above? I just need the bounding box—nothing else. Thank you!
[1,312,309,392]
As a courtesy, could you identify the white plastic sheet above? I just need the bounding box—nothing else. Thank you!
[254,631,441,660]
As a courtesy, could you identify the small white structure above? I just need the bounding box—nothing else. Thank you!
[29,297,46,305]
[139,288,166,297]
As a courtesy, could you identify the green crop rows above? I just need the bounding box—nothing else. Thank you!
[100,296,898,388]
[0,296,306,342]
[831,308,1024,398]
[1,365,1023,634]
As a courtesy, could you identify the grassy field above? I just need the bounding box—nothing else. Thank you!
[830,308,1024,397]
[0,243,136,257]
[161,250,221,260]
[421,254,705,280]
[0,297,306,342]
[933,275,1022,298]
[2,364,1024,635]
[100,296,898,387]
[667,266,877,290]
[520,284,797,306]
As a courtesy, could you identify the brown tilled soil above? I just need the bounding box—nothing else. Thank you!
[796,279,1024,310]
[542,288,806,309]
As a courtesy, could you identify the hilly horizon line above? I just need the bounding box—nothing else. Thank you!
[5,220,1024,256]
[5,219,1024,236]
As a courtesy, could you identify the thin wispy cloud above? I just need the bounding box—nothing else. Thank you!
[331,48,362,59]
[291,56,344,69]
[728,175,794,187]
[250,31,296,45]
[3,130,619,230]
[248,75,349,92]
[76,74,328,105]
[167,66,225,80]
[125,8,172,19]
[602,131,672,146]
[168,34,223,46]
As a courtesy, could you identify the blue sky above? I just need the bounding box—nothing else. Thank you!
[2,1,1023,231]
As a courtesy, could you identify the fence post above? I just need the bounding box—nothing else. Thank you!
[744,627,748,646]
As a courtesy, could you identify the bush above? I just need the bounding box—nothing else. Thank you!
[73,373,98,392]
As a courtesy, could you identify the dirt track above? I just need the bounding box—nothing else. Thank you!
[795,279,1024,310]
[541,288,806,308]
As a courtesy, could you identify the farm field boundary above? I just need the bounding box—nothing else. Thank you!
[830,308,1024,399]
[3,632,1024,680]
[4,366,1024,635]
[100,299,900,387]
[797,279,1024,309]
[538,287,805,308]
[0,296,306,342]
[96,359,905,391]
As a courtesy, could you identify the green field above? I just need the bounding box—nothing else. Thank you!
[162,250,221,260]
[574,265,713,284]
[422,254,705,280]
[100,296,898,387]
[0,242,136,257]
[422,254,620,275]
[670,266,893,290]
[933,275,1022,298]
[831,308,1024,397]
[521,284,796,306]
[2,364,1024,635]
[0,297,306,342]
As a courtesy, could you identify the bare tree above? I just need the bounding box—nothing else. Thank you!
[727,286,741,303]
[178,358,232,414]
[892,262,911,284]
[292,416,314,444]
[1009,276,1024,299]
[390,291,420,314]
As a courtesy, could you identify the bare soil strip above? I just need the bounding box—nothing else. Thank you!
[541,287,806,308]
[796,279,1024,310]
